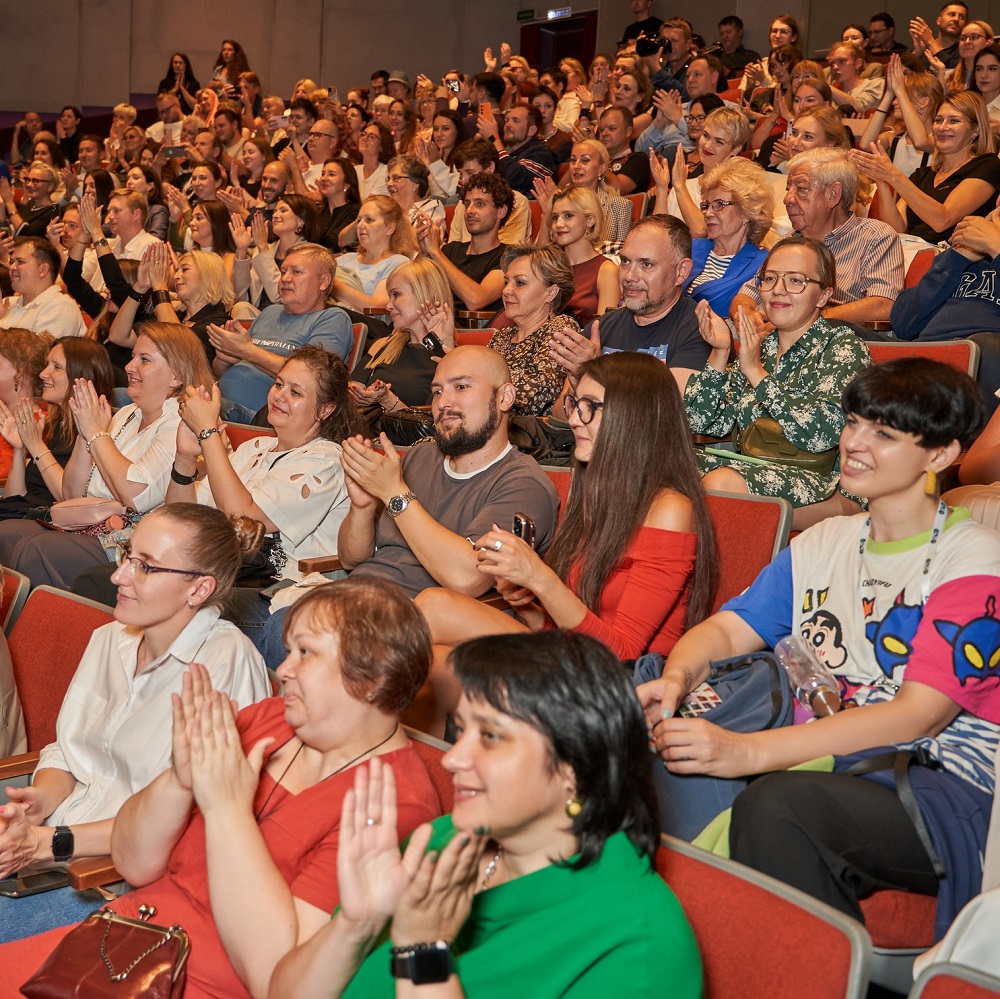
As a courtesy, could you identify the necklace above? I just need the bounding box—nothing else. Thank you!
[254,722,400,824]
[479,846,503,892]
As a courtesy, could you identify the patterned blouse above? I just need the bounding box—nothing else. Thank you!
[489,313,581,416]
[684,316,872,506]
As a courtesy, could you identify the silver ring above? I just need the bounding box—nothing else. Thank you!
[365,817,380,826]
[493,539,503,551]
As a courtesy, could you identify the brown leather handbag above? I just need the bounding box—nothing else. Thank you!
[20,905,189,999]
[734,416,838,475]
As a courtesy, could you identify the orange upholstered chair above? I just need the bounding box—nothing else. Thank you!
[656,835,871,998]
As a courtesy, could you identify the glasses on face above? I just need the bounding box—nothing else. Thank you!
[756,270,822,293]
[700,199,734,212]
[115,541,208,582]
[563,394,604,424]
[309,130,337,139]
[961,32,986,41]
[685,113,707,124]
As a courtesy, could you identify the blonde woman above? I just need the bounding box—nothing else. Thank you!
[852,90,1000,244]
[348,257,454,411]
[333,195,417,312]
[547,185,619,324]
[946,20,994,92]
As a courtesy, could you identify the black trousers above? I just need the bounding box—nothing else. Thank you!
[730,771,939,922]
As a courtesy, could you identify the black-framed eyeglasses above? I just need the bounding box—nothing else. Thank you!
[115,542,209,582]
[700,199,734,212]
[684,113,707,123]
[563,394,604,424]
[756,270,822,293]
[960,32,986,41]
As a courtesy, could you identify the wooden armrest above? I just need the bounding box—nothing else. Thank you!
[362,307,389,316]
[859,320,894,332]
[298,555,344,575]
[0,751,39,781]
[455,310,495,321]
[68,855,122,891]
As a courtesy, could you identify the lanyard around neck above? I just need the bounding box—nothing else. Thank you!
[857,498,948,606]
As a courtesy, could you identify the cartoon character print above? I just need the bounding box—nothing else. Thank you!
[865,591,923,679]
[800,610,848,670]
[934,595,1000,686]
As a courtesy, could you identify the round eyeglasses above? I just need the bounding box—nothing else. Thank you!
[756,270,822,294]
[563,394,604,424]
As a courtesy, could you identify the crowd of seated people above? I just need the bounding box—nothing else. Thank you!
[3,7,1000,993]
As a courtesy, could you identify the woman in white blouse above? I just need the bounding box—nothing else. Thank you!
[0,501,270,941]
[0,323,212,588]
[167,345,364,639]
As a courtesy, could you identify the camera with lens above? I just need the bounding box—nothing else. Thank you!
[636,36,668,57]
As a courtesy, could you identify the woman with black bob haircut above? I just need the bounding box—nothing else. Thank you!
[640,358,1000,936]
[270,630,703,999]
[416,350,718,735]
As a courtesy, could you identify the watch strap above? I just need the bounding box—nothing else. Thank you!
[389,941,452,983]
[197,427,221,442]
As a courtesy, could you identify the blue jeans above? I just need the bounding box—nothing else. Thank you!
[0,883,106,942]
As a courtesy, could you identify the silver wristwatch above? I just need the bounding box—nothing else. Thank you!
[387,491,416,519]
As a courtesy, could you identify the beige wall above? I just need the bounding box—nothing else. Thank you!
[4,0,1000,114]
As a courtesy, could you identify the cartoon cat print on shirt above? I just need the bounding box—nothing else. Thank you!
[865,591,923,679]
[935,595,1000,686]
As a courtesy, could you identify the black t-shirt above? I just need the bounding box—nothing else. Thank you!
[610,151,651,194]
[318,202,360,252]
[906,153,1000,243]
[598,298,709,372]
[623,16,663,42]
[364,341,438,407]
[442,241,505,314]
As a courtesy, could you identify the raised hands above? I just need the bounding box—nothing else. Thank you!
[207,320,252,363]
[178,382,222,437]
[651,88,683,129]
[849,140,897,185]
[68,377,112,440]
[648,149,672,190]
[694,299,733,354]
[549,319,601,377]
[531,174,558,217]
[250,210,271,252]
[78,192,104,242]
[229,211,253,258]
[415,298,455,348]
[170,663,215,793]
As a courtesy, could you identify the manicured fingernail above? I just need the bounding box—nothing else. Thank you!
[473,825,491,836]
[460,835,471,847]
[427,851,439,863]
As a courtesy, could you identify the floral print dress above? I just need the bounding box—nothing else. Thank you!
[684,317,871,506]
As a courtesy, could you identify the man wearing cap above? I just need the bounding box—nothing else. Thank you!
[387,70,412,103]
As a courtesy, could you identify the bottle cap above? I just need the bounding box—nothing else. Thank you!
[810,688,842,717]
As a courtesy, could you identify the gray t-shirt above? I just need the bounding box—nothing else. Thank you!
[354,439,559,597]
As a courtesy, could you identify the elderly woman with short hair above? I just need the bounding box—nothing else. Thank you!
[385,155,446,231]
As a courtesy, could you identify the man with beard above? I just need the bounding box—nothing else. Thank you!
[337,346,558,596]
[476,103,556,196]
[550,215,709,396]
[418,171,510,314]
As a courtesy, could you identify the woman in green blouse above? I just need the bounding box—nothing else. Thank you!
[685,236,870,515]
[269,631,702,999]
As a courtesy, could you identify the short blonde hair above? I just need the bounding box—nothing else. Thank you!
[134,322,214,396]
[700,159,774,245]
[702,107,753,153]
[113,103,137,123]
[551,185,608,246]
[178,251,235,310]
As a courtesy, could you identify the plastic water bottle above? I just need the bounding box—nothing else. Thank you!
[774,634,842,717]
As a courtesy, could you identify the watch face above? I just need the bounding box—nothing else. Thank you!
[388,495,408,516]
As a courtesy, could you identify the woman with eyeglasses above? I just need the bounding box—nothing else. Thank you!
[671,158,774,317]
[414,351,719,734]
[851,90,1000,246]
[385,155,446,231]
[946,20,994,92]
[354,121,395,199]
[685,236,870,512]
[0,162,60,238]
[0,502,269,942]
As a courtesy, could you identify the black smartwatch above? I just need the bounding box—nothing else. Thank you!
[51,825,74,862]
[390,941,452,984]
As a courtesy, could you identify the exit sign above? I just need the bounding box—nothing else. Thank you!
[547,7,571,18]
[517,8,534,20]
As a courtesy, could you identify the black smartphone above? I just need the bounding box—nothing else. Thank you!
[422,332,445,357]
[512,512,536,549]
[0,869,69,897]
[447,79,461,93]
[162,145,186,158]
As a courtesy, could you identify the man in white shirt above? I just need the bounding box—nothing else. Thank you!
[83,188,161,292]
[145,92,185,146]
[0,237,86,338]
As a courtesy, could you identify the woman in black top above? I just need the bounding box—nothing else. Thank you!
[156,52,201,113]
[316,158,361,252]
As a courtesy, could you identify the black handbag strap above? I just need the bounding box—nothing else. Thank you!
[844,749,946,877]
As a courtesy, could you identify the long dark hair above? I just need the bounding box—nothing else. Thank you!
[282,345,366,440]
[47,338,116,449]
[278,193,320,243]
[86,169,116,212]
[193,199,236,254]
[453,631,659,867]
[213,39,250,79]
[161,52,198,90]
[546,352,718,627]
[433,109,468,167]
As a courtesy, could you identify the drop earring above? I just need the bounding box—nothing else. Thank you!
[565,796,583,818]
[924,469,938,496]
